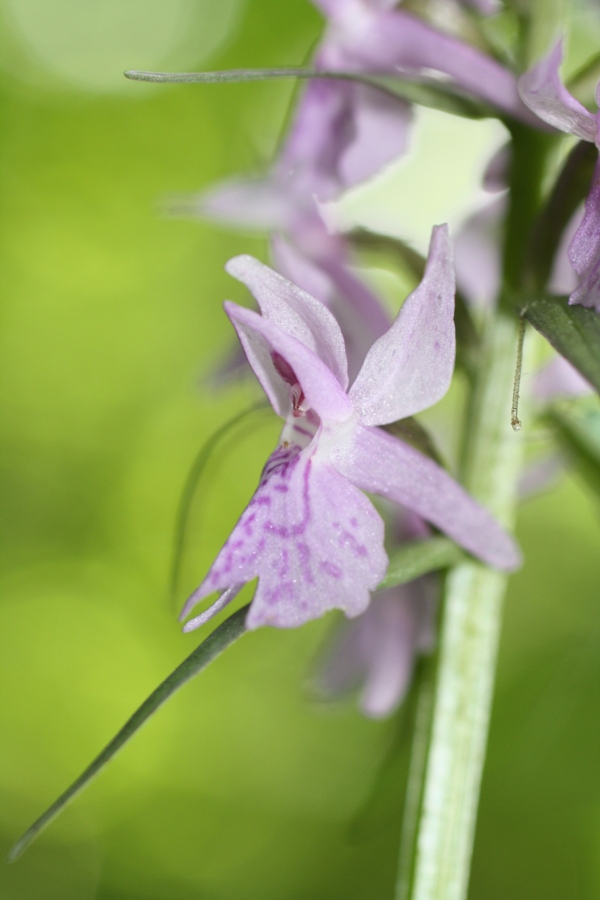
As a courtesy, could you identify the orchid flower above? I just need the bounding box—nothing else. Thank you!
[180,225,520,633]
[519,41,600,311]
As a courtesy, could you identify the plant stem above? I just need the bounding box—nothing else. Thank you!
[397,311,526,900]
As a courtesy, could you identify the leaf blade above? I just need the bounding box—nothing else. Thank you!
[124,68,490,119]
[9,604,250,862]
[380,537,464,590]
[523,295,600,395]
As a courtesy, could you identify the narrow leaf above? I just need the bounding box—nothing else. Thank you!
[523,295,600,395]
[124,68,490,120]
[380,538,463,590]
[9,605,250,862]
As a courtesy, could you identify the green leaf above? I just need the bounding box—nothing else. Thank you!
[379,538,464,590]
[9,604,250,862]
[523,295,600,396]
[124,68,492,120]
[546,400,600,495]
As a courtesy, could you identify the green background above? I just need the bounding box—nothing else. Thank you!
[1,1,600,897]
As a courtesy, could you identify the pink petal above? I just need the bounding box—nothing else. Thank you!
[568,158,600,311]
[226,255,349,390]
[225,302,353,421]
[181,442,389,630]
[337,84,413,188]
[518,41,597,141]
[194,176,294,231]
[346,9,539,125]
[349,225,455,425]
[272,235,391,379]
[333,425,521,571]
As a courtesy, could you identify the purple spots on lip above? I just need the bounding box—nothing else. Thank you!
[320,560,342,579]
[273,484,289,493]
[297,541,314,583]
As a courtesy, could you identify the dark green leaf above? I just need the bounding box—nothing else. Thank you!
[9,605,250,862]
[523,295,600,395]
[379,538,463,590]
[546,400,600,495]
[124,68,491,119]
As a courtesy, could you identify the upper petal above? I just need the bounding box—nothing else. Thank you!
[343,8,539,125]
[181,441,389,629]
[226,255,349,390]
[568,158,600,311]
[333,425,521,570]
[337,84,413,189]
[518,40,598,141]
[349,225,455,425]
[271,235,391,379]
[225,301,353,421]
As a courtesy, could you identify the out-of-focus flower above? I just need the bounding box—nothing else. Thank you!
[316,507,437,718]
[312,0,540,123]
[519,41,600,311]
[180,226,520,632]
[316,576,437,717]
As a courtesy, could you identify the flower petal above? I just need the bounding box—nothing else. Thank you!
[192,176,293,231]
[225,301,353,421]
[349,225,455,425]
[346,8,538,124]
[518,40,598,141]
[272,235,391,378]
[333,425,521,570]
[568,158,600,311]
[226,255,349,390]
[182,442,389,630]
[337,84,413,188]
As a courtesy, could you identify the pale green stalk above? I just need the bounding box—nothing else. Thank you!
[398,313,527,900]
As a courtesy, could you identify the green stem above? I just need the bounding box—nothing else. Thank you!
[397,313,525,900]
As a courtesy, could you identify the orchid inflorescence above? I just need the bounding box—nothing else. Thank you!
[12,3,600,897]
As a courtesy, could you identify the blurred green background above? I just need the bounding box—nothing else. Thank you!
[1,1,600,897]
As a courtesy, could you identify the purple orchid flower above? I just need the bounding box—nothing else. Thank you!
[180,225,520,633]
[519,41,600,311]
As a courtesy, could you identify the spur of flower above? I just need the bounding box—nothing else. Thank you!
[180,225,520,632]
